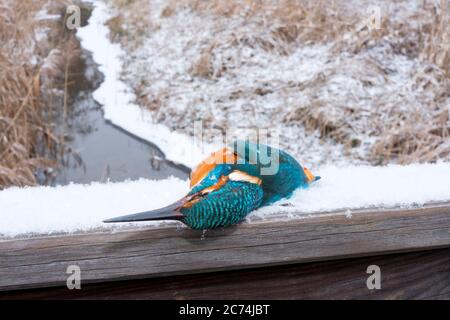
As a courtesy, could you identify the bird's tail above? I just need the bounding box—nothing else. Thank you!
[103,199,185,223]
[303,167,320,184]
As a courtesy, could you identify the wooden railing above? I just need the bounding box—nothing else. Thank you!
[1,202,450,292]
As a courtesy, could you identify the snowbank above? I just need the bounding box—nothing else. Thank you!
[76,1,214,168]
[0,177,189,238]
[1,163,449,237]
[253,162,450,219]
[105,0,449,166]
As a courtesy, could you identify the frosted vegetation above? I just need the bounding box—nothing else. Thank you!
[0,0,74,188]
[108,0,449,167]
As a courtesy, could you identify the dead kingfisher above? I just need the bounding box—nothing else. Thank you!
[104,140,320,229]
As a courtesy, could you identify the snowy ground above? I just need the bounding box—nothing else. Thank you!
[1,162,450,238]
[0,0,448,238]
[0,177,188,237]
[76,0,449,169]
[77,1,216,168]
[106,0,449,167]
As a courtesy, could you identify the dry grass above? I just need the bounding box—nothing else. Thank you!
[166,0,355,39]
[107,0,153,48]
[186,0,450,165]
[291,0,450,165]
[0,0,80,188]
[184,0,358,78]
[110,0,449,165]
[421,0,449,74]
[177,0,448,74]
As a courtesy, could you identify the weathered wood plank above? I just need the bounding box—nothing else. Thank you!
[2,248,450,299]
[1,203,450,291]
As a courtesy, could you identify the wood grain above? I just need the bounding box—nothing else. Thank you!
[2,248,450,299]
[1,203,450,292]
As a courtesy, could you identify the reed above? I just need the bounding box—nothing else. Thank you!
[0,0,79,188]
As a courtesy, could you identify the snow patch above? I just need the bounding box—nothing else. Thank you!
[76,1,213,168]
[35,6,60,21]
[1,163,449,237]
[252,162,450,218]
[111,0,448,166]
[0,177,189,238]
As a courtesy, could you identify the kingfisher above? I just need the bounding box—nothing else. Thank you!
[104,140,320,229]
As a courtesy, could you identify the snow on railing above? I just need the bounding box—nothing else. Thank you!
[1,163,450,238]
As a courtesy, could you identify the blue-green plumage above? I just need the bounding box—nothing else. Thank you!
[188,164,233,195]
[231,140,313,204]
[104,140,320,229]
[182,180,263,229]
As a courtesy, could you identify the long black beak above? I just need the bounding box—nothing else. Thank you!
[103,198,185,223]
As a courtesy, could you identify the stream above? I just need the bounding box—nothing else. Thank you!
[38,5,189,186]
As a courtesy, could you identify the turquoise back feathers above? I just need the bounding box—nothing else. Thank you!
[182,180,264,229]
[231,140,316,204]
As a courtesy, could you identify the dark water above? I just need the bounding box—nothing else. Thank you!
[53,98,189,185]
[39,37,189,186]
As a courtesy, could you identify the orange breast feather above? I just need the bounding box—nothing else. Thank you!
[190,147,237,187]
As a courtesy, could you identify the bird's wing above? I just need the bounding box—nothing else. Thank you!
[180,172,264,229]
